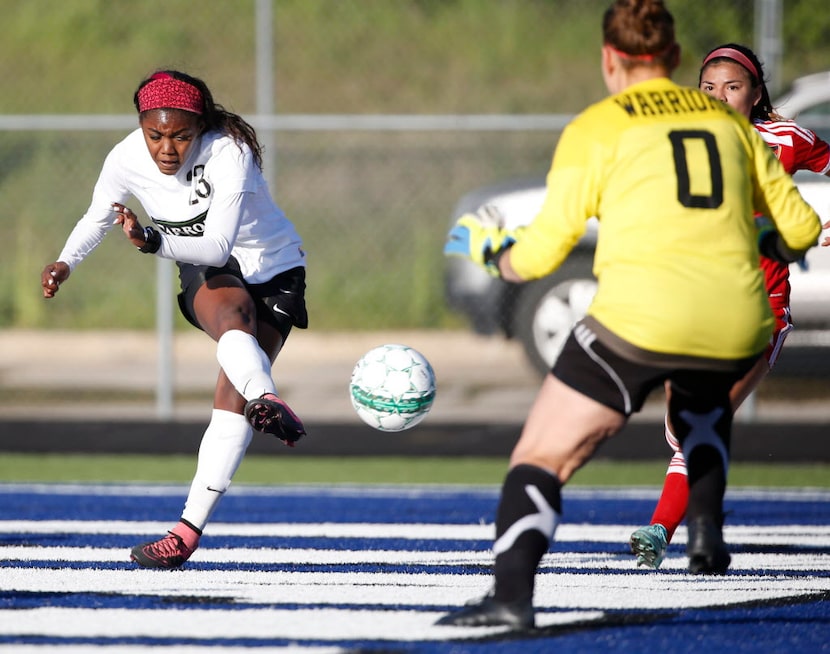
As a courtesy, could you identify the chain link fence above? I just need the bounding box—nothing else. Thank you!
[1,0,826,335]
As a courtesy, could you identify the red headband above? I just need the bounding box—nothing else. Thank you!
[137,73,204,115]
[607,42,675,62]
[702,47,760,81]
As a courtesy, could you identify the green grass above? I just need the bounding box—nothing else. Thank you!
[0,454,826,489]
[6,1,827,115]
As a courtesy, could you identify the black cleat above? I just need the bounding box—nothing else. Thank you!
[244,393,306,445]
[687,515,731,575]
[435,594,534,630]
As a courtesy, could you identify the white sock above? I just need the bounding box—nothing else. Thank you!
[181,409,253,531]
[216,329,277,400]
[664,416,687,476]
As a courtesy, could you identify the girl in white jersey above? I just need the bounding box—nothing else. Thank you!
[40,70,308,569]
[629,43,830,570]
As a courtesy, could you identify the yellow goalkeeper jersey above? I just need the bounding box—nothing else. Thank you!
[510,77,821,361]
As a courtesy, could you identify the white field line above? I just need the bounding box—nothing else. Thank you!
[1,483,828,502]
[4,520,498,539]
[2,520,830,545]
[1,545,829,573]
[0,564,826,642]
[2,550,828,609]
[1,519,828,646]
[0,606,604,641]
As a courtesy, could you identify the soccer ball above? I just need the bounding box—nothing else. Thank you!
[349,344,436,432]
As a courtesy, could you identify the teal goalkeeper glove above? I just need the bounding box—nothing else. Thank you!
[443,205,517,277]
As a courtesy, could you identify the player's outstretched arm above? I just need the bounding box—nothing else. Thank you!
[443,205,517,277]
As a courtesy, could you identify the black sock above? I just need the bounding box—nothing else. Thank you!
[670,395,731,527]
[686,445,726,525]
[492,464,562,603]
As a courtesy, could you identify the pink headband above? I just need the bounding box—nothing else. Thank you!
[137,73,203,115]
[702,47,760,81]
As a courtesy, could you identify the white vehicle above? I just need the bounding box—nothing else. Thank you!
[445,74,830,375]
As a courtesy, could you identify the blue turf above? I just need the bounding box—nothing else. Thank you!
[0,484,827,653]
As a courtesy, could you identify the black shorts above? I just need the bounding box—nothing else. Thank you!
[552,320,759,417]
[177,258,308,341]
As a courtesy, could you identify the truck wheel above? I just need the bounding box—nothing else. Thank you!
[513,276,597,376]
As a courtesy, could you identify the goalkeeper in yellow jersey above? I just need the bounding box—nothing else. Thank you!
[437,0,822,631]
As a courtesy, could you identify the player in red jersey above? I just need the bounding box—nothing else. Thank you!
[629,43,830,569]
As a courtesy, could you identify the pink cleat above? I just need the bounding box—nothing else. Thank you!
[244,393,306,445]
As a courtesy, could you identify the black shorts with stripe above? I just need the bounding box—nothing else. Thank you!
[552,318,759,418]
[176,257,308,341]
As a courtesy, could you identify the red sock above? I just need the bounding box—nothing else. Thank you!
[649,460,688,541]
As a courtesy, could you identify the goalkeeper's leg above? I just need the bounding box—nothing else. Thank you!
[437,371,626,628]
[668,371,740,575]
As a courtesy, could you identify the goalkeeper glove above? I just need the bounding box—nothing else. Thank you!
[444,205,517,277]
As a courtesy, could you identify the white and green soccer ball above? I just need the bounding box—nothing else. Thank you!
[349,344,436,432]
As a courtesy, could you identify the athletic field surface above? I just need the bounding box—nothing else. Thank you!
[1,483,827,652]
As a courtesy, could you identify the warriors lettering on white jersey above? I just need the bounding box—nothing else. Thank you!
[58,129,305,284]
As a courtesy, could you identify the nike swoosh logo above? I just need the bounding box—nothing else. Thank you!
[206,486,226,495]
[273,305,290,316]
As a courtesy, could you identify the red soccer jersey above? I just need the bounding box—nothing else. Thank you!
[754,119,830,312]
[753,119,830,176]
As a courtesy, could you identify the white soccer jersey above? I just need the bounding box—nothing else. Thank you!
[58,128,305,284]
